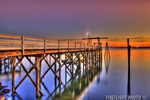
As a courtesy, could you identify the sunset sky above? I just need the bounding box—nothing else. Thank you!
[0,1,150,47]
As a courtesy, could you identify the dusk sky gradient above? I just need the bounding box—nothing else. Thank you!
[0,1,150,47]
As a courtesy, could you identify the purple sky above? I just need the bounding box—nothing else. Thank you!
[0,1,150,39]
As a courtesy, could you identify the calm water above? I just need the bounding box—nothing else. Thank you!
[0,48,150,100]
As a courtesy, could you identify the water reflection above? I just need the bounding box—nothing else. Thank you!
[48,66,102,100]
[104,42,110,74]
[1,49,150,99]
[104,55,110,74]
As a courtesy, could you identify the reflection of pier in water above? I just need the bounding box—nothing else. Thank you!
[50,66,102,100]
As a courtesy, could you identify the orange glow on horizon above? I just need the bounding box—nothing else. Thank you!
[100,39,150,47]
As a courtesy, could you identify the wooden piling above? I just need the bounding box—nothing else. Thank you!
[71,53,75,77]
[91,49,94,67]
[86,51,89,69]
[35,55,42,97]
[59,54,62,85]
[54,54,57,86]
[89,51,91,67]
[79,52,81,72]
[59,53,62,96]
[65,54,67,85]
[12,56,16,94]
[54,54,57,94]
[58,53,62,96]
[0,57,2,74]
[95,51,97,67]
[127,38,131,95]
[99,46,102,68]
[83,52,85,71]
[99,47,100,63]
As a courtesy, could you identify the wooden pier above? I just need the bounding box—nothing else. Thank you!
[0,33,102,97]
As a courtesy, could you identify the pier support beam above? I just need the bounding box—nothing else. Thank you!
[65,53,67,86]
[54,54,57,86]
[91,49,94,67]
[99,50,100,66]
[99,46,102,68]
[35,55,42,97]
[12,56,16,94]
[86,50,89,69]
[59,54,62,96]
[83,52,85,71]
[79,52,81,72]
[89,51,91,67]
[95,51,98,66]
[71,53,75,77]
[59,54,62,85]
[0,57,2,74]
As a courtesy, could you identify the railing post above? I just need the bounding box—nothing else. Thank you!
[21,36,24,55]
[80,43,81,51]
[58,40,60,52]
[75,42,76,51]
[44,39,46,53]
[68,41,69,51]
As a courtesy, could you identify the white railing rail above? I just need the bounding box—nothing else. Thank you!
[0,34,100,54]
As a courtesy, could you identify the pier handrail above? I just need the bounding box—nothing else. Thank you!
[0,33,98,54]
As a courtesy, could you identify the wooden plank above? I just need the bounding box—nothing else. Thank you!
[24,37,44,41]
[24,41,44,45]
[44,39,46,53]
[0,47,22,50]
[24,47,44,49]
[45,39,58,42]
[0,48,88,57]
[0,44,21,46]
[21,36,24,55]
[0,39,21,44]
[45,43,58,45]
[0,33,21,39]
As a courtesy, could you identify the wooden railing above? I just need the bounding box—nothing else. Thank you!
[0,34,100,53]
